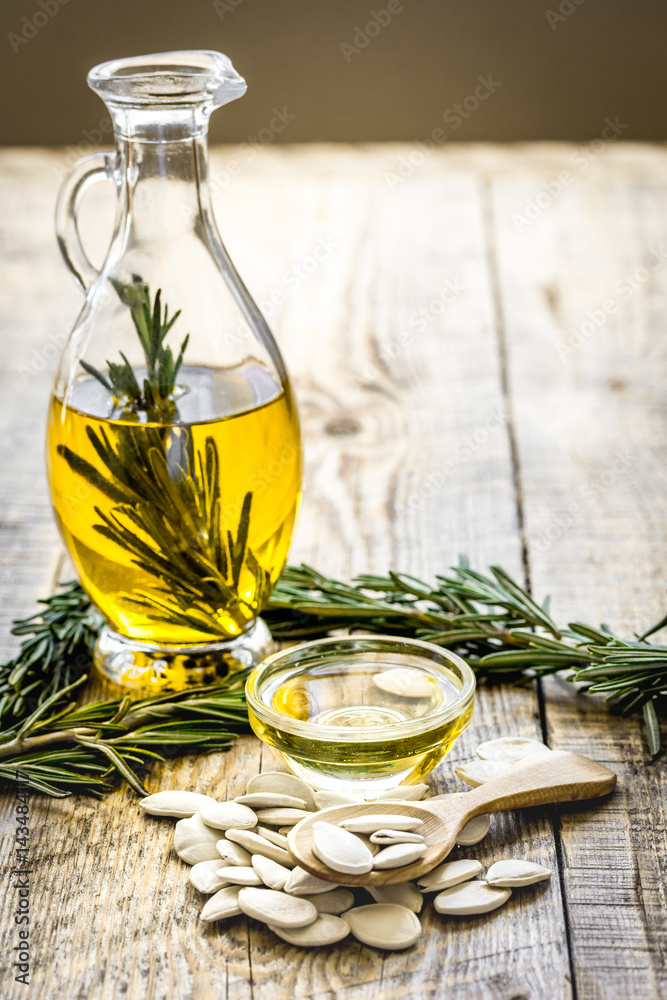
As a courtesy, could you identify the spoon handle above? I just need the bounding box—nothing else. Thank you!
[448,750,616,822]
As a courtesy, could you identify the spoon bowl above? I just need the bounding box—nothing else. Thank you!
[287,750,617,886]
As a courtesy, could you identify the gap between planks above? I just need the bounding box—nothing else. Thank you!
[481,172,580,1000]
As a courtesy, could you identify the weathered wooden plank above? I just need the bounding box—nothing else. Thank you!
[207,149,569,998]
[490,148,667,999]
[0,152,76,651]
[0,144,632,1000]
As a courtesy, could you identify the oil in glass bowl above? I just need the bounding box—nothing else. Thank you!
[246,637,475,795]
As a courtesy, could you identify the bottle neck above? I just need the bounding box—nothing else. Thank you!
[109,106,213,243]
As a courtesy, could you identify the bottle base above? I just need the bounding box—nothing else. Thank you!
[93,618,273,692]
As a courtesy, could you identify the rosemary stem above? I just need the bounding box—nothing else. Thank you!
[0,727,98,761]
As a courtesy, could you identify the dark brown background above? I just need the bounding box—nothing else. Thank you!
[1,0,666,145]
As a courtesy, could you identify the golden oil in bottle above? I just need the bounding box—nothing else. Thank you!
[47,361,301,649]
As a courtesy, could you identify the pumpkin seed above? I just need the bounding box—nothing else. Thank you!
[139,790,217,818]
[368,882,423,913]
[314,790,363,809]
[372,667,434,699]
[418,858,483,892]
[312,821,374,875]
[199,800,257,831]
[251,854,292,890]
[284,866,339,896]
[434,881,511,915]
[374,784,430,801]
[417,791,488,845]
[369,829,425,846]
[486,860,552,886]
[356,833,380,856]
[345,904,421,950]
[189,859,230,894]
[173,813,222,864]
[268,913,350,946]
[246,772,317,810]
[200,885,242,921]
[475,736,550,763]
[256,826,290,850]
[146,764,557,951]
[372,842,427,869]
[216,839,252,866]
[454,759,510,787]
[237,887,318,929]
[235,793,308,810]
[255,808,312,826]
[338,814,423,834]
[225,828,295,867]
[457,814,490,846]
[312,888,355,914]
[216,865,263,886]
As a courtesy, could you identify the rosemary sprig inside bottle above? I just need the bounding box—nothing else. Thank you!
[53,276,269,640]
[81,275,189,422]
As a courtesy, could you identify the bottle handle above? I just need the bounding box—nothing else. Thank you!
[55,151,115,294]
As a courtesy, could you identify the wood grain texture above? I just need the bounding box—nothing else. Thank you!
[0,143,664,1000]
[489,151,667,1000]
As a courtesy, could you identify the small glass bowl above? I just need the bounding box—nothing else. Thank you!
[245,635,476,795]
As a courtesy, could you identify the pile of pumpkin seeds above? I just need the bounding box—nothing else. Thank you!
[140,737,552,951]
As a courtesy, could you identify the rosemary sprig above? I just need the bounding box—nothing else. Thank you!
[57,427,266,635]
[57,277,270,636]
[265,560,667,753]
[0,582,101,725]
[0,674,250,797]
[82,275,189,421]
[0,560,664,798]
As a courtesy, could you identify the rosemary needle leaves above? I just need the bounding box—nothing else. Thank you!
[81,275,189,422]
[0,674,250,798]
[265,561,667,754]
[56,275,270,637]
[0,560,664,798]
[0,581,101,725]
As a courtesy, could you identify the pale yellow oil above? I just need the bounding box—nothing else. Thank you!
[248,661,473,792]
[47,362,301,646]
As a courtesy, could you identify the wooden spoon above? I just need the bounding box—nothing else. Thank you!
[287,750,616,886]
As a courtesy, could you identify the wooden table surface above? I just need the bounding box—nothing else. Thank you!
[0,143,666,1000]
